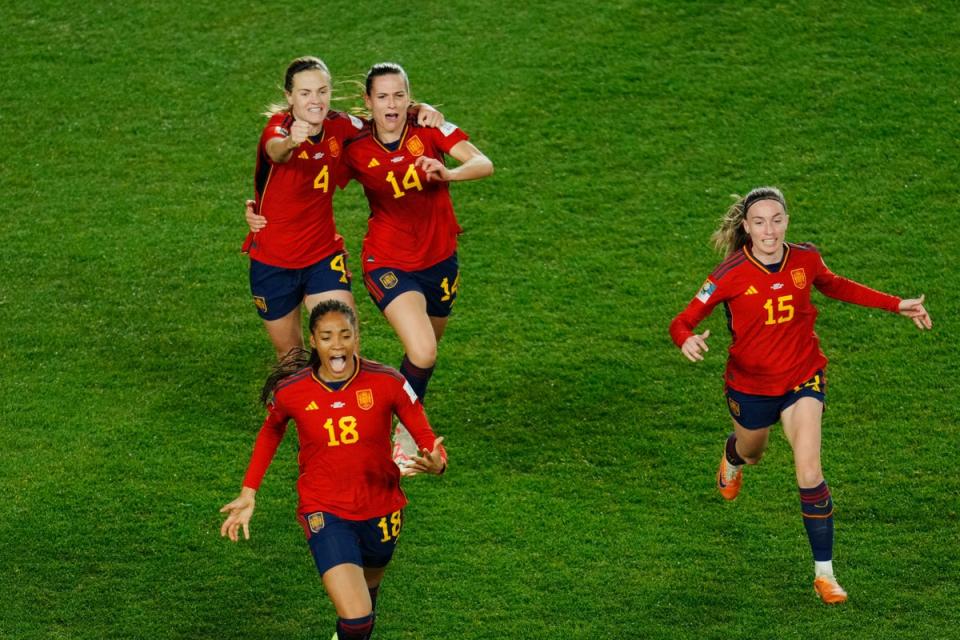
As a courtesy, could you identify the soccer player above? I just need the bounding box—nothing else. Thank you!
[343,62,493,468]
[220,300,447,640]
[243,57,445,360]
[669,187,932,605]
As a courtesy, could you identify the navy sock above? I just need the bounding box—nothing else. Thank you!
[800,481,834,562]
[368,585,380,612]
[725,433,746,466]
[400,355,435,402]
[336,613,374,640]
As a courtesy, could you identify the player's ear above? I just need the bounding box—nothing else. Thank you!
[308,334,316,349]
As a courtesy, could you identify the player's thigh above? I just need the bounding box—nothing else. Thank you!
[262,306,303,357]
[731,418,770,460]
[249,259,304,322]
[781,396,825,484]
[382,292,438,365]
[322,563,372,618]
[304,289,356,314]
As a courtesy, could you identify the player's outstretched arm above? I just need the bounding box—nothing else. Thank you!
[416,141,493,183]
[244,199,267,232]
[680,329,711,363]
[220,487,257,542]
[898,294,932,331]
[410,437,447,476]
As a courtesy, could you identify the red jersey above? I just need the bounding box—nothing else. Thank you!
[669,242,901,395]
[344,121,469,272]
[245,110,364,269]
[241,358,445,520]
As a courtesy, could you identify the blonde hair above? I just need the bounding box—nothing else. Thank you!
[711,186,787,256]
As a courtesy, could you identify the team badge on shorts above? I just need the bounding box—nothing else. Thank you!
[356,389,374,410]
[727,397,741,417]
[328,138,341,158]
[253,296,268,313]
[306,512,325,533]
[379,271,399,289]
[791,268,807,289]
[406,135,425,157]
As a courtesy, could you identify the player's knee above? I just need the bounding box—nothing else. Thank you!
[797,467,823,488]
[406,342,437,368]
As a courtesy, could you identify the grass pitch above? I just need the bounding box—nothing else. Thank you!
[1,1,958,638]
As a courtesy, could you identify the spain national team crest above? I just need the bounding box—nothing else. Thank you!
[791,268,807,289]
[379,271,399,289]
[356,389,374,410]
[253,296,268,313]
[727,397,741,417]
[328,137,341,158]
[306,512,325,533]
[405,135,425,157]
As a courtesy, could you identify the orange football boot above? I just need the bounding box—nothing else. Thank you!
[813,575,848,604]
[716,454,743,500]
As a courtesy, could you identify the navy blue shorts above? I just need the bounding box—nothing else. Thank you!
[302,510,403,576]
[363,253,459,318]
[249,251,351,321]
[726,370,826,430]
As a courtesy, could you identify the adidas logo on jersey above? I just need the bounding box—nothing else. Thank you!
[298,151,309,159]
[745,285,759,295]
[305,401,319,411]
[367,158,380,168]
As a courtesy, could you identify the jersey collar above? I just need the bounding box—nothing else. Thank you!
[742,243,790,275]
[371,122,409,153]
[311,355,361,392]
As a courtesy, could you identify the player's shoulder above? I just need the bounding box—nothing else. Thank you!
[264,111,293,133]
[273,366,313,397]
[343,120,375,149]
[788,241,820,254]
[709,248,749,281]
[358,358,405,382]
[409,119,464,140]
[326,110,365,133]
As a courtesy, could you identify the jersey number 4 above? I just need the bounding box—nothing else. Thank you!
[314,165,330,192]
[763,295,794,325]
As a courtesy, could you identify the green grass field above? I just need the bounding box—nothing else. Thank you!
[2,1,958,638]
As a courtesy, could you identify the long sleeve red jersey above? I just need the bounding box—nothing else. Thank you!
[242,358,445,520]
[669,243,901,395]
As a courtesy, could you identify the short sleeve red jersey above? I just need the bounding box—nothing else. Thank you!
[245,110,364,269]
[343,121,469,272]
[241,358,445,520]
[669,243,901,395]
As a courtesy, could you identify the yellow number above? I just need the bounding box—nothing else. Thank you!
[339,416,358,444]
[321,416,359,447]
[439,272,460,302]
[386,165,423,199]
[390,510,402,537]
[321,418,340,447]
[330,254,348,284]
[763,295,795,325]
[314,165,329,192]
[401,164,422,192]
[377,510,403,542]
